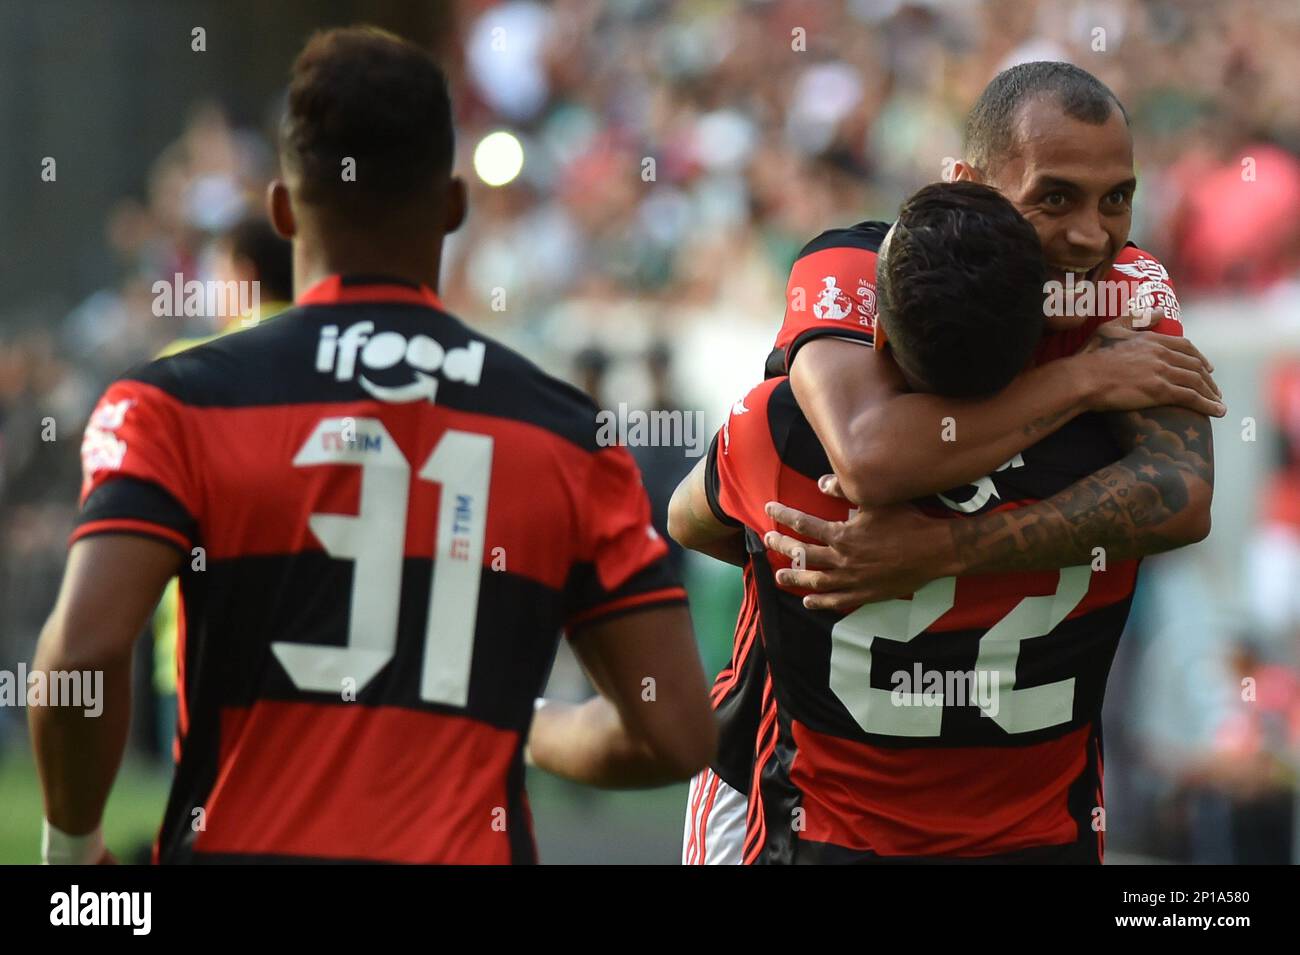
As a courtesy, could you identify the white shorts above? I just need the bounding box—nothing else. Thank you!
[681,768,748,865]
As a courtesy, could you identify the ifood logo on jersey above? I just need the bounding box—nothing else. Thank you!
[316,322,485,403]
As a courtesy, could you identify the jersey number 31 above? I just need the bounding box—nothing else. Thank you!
[272,416,491,707]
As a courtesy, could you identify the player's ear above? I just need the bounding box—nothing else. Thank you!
[950,161,981,184]
[267,180,296,240]
[444,176,468,235]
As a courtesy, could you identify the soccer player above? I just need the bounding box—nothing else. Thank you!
[676,62,1221,863]
[672,180,1214,864]
[30,27,714,865]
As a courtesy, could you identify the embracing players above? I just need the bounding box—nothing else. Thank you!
[674,62,1222,864]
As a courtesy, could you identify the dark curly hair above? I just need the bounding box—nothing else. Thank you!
[876,181,1046,398]
[280,26,453,212]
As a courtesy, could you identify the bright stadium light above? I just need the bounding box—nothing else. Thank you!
[473,131,524,187]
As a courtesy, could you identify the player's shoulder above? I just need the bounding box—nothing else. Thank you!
[720,376,826,485]
[730,375,786,419]
[113,303,606,451]
[463,320,608,452]
[1105,242,1181,319]
[115,314,297,407]
[722,377,799,450]
[315,301,610,453]
[796,219,892,259]
[1108,241,1170,273]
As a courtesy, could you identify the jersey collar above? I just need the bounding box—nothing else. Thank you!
[296,274,445,309]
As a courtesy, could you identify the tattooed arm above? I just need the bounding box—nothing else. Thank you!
[762,406,1214,609]
[947,406,1214,574]
[793,323,1222,508]
[667,455,747,566]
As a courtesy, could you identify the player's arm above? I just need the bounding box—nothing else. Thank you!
[529,441,717,788]
[527,605,717,788]
[29,535,181,862]
[666,455,745,566]
[765,405,1214,608]
[946,405,1214,574]
[793,322,1223,508]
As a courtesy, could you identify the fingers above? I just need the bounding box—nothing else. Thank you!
[1160,346,1213,378]
[772,563,873,608]
[1127,306,1163,330]
[1153,365,1223,415]
[1163,362,1222,403]
[1164,353,1222,402]
[1169,352,1222,399]
[765,501,836,544]
[1094,321,1137,342]
[1168,385,1228,418]
[817,474,848,500]
[763,530,838,569]
[802,589,876,613]
[1152,333,1214,373]
[774,566,852,592]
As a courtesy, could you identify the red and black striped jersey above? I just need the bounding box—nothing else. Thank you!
[702,563,765,797]
[766,220,1183,376]
[708,220,893,805]
[704,222,1185,863]
[707,378,1141,862]
[75,275,685,864]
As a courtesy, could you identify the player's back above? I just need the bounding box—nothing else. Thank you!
[693,225,1186,865]
[709,376,1139,863]
[76,276,683,863]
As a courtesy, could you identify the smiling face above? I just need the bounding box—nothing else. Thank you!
[957,94,1136,331]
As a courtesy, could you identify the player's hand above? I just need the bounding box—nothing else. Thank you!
[1078,310,1225,418]
[761,484,956,611]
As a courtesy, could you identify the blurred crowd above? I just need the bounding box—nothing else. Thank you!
[3,0,1300,862]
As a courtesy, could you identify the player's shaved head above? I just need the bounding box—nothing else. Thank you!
[953,62,1135,333]
[876,181,1045,398]
[280,26,455,218]
[964,61,1128,176]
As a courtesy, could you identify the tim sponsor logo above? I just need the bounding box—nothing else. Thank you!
[50,885,151,936]
[316,321,486,404]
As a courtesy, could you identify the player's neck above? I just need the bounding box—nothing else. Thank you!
[292,231,444,300]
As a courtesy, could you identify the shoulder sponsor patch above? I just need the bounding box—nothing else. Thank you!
[80,398,134,475]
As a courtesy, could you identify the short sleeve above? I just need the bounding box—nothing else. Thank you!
[564,446,687,633]
[1035,248,1185,363]
[1112,247,1183,336]
[706,380,783,532]
[73,380,200,552]
[766,223,886,377]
